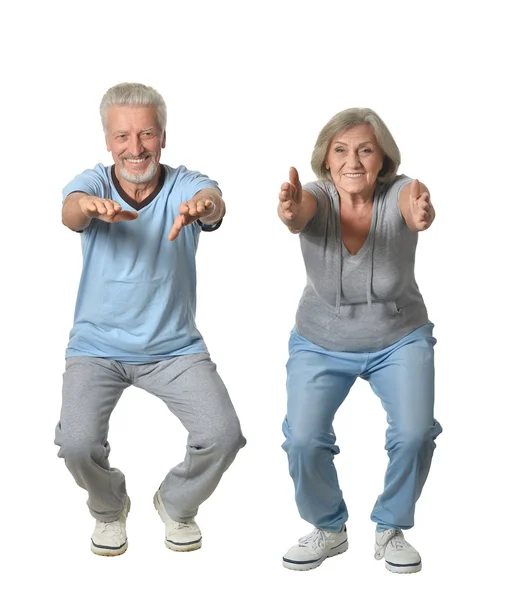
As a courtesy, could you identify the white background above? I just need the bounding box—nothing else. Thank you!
[2,0,510,598]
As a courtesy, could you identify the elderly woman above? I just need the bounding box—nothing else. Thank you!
[278,108,442,574]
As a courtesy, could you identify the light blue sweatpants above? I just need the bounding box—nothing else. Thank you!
[282,323,442,532]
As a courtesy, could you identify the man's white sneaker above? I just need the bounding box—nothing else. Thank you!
[374,529,422,574]
[282,525,348,571]
[153,490,202,552]
[90,496,130,556]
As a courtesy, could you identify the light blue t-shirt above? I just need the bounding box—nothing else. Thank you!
[63,163,221,363]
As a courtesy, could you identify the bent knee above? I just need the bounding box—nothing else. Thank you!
[391,423,441,454]
[283,431,338,458]
[57,437,105,464]
[220,423,246,454]
[192,420,246,456]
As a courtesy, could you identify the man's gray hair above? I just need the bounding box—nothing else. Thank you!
[311,108,401,183]
[100,82,167,133]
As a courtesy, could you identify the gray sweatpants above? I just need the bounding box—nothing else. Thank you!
[54,354,246,523]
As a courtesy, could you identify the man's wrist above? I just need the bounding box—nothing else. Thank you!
[199,200,225,225]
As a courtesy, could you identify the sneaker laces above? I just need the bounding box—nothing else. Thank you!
[298,528,327,550]
[389,531,407,551]
[174,518,196,530]
[374,528,401,559]
[98,520,122,535]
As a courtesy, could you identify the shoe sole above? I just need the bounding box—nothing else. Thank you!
[91,541,128,557]
[153,491,202,552]
[282,541,349,571]
[385,560,422,574]
[90,498,131,557]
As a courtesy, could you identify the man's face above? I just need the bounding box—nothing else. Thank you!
[106,105,166,184]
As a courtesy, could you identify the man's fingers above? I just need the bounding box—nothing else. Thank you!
[112,211,138,222]
[194,199,215,215]
[80,197,128,219]
[82,202,97,216]
[93,199,107,215]
[179,202,190,216]
[108,200,123,214]
[103,200,118,216]
[188,201,199,217]
[82,202,98,216]
[168,214,187,241]
[168,212,196,241]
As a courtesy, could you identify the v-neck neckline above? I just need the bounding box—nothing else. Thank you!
[334,189,378,260]
[110,165,165,211]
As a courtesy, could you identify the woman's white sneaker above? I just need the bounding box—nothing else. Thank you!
[282,525,348,571]
[374,529,422,574]
[90,496,130,556]
[153,490,202,551]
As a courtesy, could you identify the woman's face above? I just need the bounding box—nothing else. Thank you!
[325,124,384,197]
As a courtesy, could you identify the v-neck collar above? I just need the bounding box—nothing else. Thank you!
[111,165,166,210]
[334,189,378,261]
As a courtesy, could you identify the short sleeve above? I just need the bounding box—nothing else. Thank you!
[175,167,223,232]
[301,180,333,234]
[381,174,413,224]
[175,168,221,200]
[62,164,111,203]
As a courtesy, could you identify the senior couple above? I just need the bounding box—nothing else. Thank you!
[55,83,441,575]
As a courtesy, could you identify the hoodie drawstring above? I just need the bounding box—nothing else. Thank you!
[338,195,378,309]
[366,197,378,307]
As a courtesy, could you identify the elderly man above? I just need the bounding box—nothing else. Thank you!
[55,82,246,557]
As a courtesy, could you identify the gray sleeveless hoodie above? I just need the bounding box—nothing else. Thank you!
[295,175,430,352]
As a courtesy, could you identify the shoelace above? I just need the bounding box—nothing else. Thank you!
[389,533,406,551]
[99,520,122,535]
[374,528,403,559]
[174,518,196,530]
[298,528,327,550]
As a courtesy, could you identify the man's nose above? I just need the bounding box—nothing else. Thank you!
[128,135,144,156]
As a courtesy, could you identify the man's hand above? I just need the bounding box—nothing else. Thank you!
[168,193,219,241]
[79,196,138,223]
[408,179,435,231]
[62,192,138,231]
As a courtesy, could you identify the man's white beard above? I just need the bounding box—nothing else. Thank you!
[120,154,158,184]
